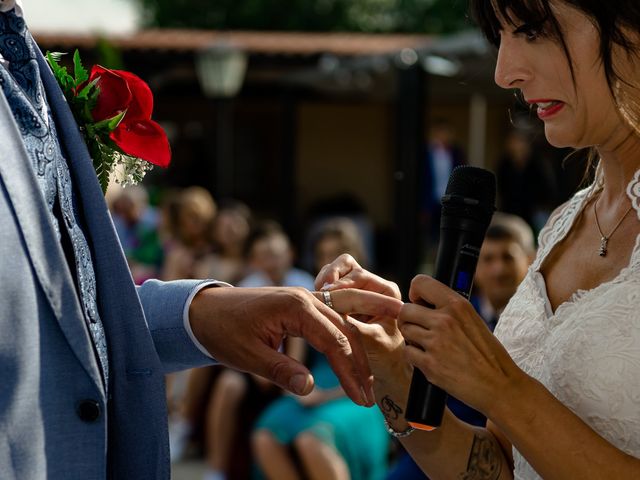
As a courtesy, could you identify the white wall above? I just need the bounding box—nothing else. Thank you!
[22,0,141,34]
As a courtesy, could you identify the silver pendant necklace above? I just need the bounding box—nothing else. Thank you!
[593,196,633,257]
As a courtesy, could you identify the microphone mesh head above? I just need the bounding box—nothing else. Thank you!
[442,166,496,224]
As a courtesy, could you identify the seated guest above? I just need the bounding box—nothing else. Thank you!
[162,186,217,281]
[238,220,315,289]
[472,212,535,329]
[201,221,314,480]
[252,219,389,480]
[168,201,254,473]
[202,199,253,284]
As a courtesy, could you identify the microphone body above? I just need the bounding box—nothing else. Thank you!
[405,166,495,431]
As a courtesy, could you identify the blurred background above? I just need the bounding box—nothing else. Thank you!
[27,1,588,478]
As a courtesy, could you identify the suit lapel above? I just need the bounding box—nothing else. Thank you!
[35,46,162,382]
[0,91,103,393]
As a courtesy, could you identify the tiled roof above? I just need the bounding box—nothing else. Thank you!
[32,29,433,56]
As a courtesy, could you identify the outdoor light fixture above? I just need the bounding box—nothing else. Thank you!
[396,48,419,68]
[194,41,247,197]
[422,55,461,77]
[196,42,248,98]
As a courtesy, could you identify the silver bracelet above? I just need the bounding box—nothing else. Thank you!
[384,418,416,438]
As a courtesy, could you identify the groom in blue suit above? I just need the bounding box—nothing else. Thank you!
[0,3,400,478]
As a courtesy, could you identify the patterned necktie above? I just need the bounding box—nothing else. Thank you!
[0,8,109,388]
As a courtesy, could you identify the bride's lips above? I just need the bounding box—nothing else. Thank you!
[527,98,566,119]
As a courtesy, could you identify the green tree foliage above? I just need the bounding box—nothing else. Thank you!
[135,0,470,34]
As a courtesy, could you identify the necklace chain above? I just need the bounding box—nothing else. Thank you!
[593,196,633,257]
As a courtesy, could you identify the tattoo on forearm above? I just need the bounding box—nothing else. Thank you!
[380,395,403,421]
[459,433,503,480]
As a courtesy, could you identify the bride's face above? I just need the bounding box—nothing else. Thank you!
[493,2,638,150]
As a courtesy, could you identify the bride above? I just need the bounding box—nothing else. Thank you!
[316,0,640,478]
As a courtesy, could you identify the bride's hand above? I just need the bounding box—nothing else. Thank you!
[315,254,401,301]
[401,275,525,416]
[314,255,411,396]
[313,287,409,392]
[314,253,403,363]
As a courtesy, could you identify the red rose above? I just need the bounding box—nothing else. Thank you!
[88,66,131,121]
[87,65,171,168]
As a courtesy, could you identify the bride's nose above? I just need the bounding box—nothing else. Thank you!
[494,35,534,89]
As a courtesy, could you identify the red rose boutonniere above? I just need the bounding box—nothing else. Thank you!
[46,50,171,193]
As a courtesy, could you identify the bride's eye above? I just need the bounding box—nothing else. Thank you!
[513,22,544,42]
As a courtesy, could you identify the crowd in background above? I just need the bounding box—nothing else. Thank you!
[108,109,576,480]
[71,0,624,473]
[107,121,561,480]
[107,185,536,480]
[107,184,388,480]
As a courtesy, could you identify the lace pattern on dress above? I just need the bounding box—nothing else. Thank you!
[534,186,592,271]
[494,172,640,479]
[627,169,640,219]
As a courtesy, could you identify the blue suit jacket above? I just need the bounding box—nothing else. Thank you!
[0,47,214,479]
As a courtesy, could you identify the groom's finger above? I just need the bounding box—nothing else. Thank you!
[314,297,375,405]
[253,344,315,395]
[286,296,374,406]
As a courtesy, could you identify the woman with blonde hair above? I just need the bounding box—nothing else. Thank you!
[162,186,217,280]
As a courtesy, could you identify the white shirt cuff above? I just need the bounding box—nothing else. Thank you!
[183,280,233,359]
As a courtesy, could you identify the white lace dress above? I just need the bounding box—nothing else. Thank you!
[494,172,640,479]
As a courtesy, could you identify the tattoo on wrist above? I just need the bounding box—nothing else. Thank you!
[380,395,403,421]
[460,433,503,480]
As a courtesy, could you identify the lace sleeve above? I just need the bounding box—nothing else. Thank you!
[537,201,570,251]
[533,187,593,270]
[626,169,640,221]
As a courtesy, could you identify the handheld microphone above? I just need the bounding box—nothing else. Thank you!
[404,165,496,431]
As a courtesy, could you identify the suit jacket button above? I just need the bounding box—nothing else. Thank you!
[77,399,101,422]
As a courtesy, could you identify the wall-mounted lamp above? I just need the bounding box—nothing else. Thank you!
[196,42,248,98]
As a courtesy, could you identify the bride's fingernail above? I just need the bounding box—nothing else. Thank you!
[321,282,334,291]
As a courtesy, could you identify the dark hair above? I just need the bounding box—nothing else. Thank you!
[471,0,640,184]
[243,220,288,259]
[485,212,535,254]
[470,0,640,103]
[312,217,368,268]
[216,198,252,221]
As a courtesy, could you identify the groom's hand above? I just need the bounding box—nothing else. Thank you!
[188,285,402,406]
